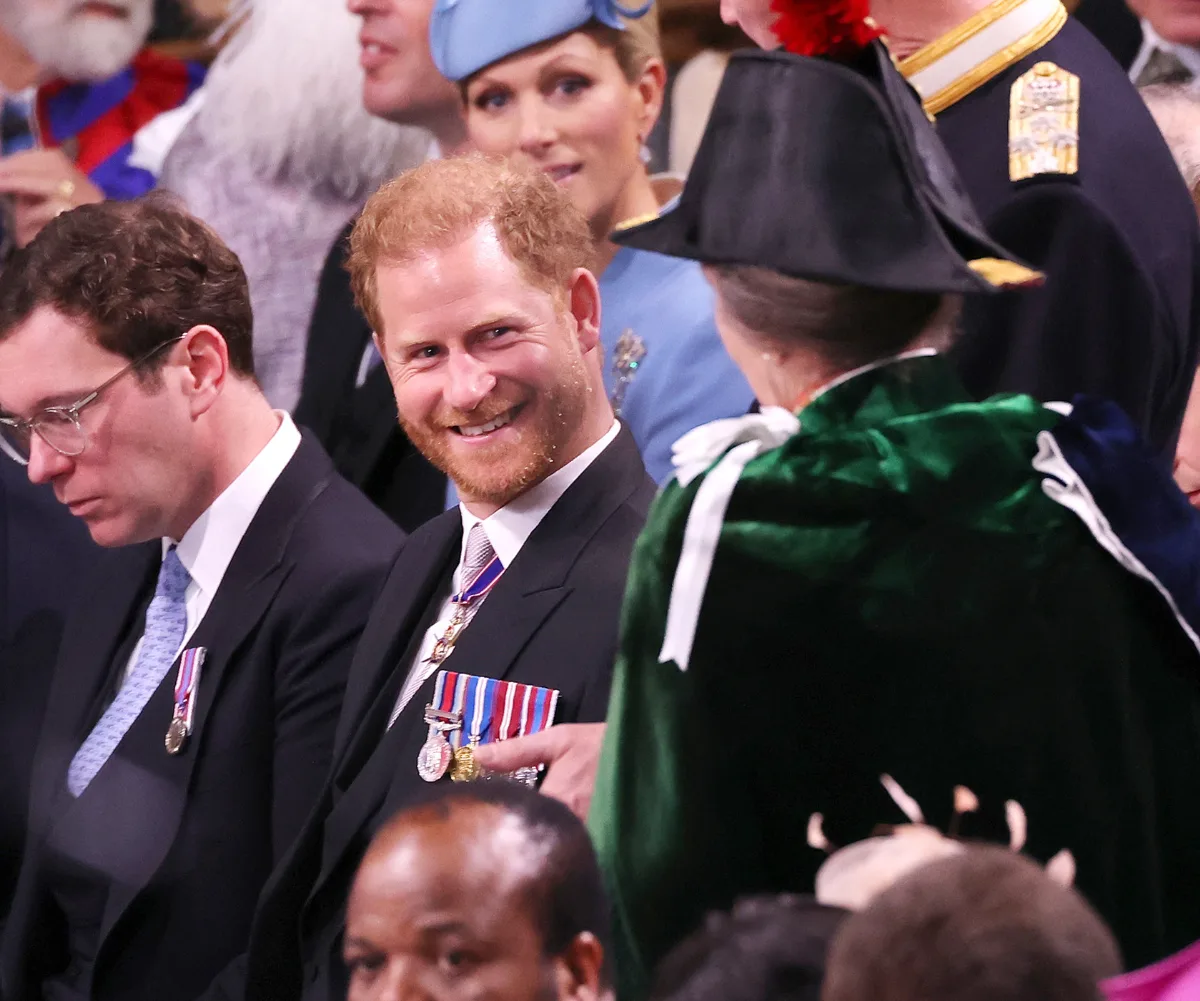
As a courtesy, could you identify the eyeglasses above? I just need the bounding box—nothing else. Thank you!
[0,336,184,466]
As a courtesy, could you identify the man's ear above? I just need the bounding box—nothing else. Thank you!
[552,932,606,1001]
[567,269,602,354]
[178,325,229,418]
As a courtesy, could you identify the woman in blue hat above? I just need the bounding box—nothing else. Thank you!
[429,0,754,484]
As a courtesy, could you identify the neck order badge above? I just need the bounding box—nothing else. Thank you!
[417,670,560,784]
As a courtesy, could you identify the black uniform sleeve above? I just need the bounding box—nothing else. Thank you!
[952,182,1188,457]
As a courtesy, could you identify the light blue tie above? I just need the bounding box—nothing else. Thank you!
[67,547,191,797]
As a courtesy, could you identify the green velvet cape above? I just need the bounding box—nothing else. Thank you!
[589,355,1200,999]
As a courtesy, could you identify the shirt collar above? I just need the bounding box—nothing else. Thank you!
[457,420,621,572]
[165,413,302,596]
[1132,20,1200,83]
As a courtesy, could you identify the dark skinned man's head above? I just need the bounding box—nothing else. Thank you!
[344,780,611,1001]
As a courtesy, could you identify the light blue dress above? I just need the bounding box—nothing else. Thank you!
[598,246,754,484]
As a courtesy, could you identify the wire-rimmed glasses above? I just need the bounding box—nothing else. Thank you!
[0,336,184,466]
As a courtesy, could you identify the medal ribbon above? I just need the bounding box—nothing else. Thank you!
[450,553,504,607]
[434,671,560,749]
[172,646,206,733]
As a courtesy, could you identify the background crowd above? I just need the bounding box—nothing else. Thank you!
[1,0,1200,1000]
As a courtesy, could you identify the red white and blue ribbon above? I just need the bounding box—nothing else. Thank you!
[172,645,206,736]
[35,49,206,199]
[431,670,559,751]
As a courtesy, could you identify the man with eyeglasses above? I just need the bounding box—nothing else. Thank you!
[0,193,404,1001]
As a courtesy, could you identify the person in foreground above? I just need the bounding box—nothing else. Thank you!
[217,155,654,1001]
[823,847,1122,1001]
[585,11,1200,998]
[342,781,611,1001]
[0,196,403,1001]
[429,0,753,484]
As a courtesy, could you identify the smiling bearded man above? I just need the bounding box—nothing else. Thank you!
[0,0,205,247]
[206,154,655,1001]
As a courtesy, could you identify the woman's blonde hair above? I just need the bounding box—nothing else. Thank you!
[601,2,662,82]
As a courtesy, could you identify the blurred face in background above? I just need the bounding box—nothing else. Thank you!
[718,0,776,48]
[347,0,461,129]
[463,30,665,240]
[0,0,153,81]
[1129,0,1200,45]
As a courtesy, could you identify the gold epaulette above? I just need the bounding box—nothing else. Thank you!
[1008,61,1080,180]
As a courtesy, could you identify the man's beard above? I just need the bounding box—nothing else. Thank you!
[4,0,152,82]
[400,361,591,510]
[190,0,429,201]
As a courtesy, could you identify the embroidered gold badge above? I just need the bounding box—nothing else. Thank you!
[1009,61,1080,182]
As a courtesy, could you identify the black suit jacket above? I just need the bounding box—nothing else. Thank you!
[938,19,1200,458]
[215,427,653,1001]
[294,222,447,534]
[0,464,98,935]
[0,434,403,1001]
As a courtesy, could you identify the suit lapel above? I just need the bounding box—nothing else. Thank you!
[92,434,335,954]
[28,544,158,830]
[330,516,460,768]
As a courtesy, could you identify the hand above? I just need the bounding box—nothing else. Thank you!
[0,149,103,248]
[1175,454,1200,510]
[472,723,608,821]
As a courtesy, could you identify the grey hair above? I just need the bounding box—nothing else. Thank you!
[705,265,959,371]
[1141,83,1200,202]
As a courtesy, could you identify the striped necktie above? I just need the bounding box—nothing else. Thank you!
[67,547,191,797]
[389,524,498,727]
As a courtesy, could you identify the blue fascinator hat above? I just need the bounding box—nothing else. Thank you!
[430,0,653,83]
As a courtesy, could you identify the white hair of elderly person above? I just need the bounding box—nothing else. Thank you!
[158,0,430,413]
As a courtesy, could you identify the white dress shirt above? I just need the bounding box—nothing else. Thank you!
[389,420,622,722]
[121,413,303,682]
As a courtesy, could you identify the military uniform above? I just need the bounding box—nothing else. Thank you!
[898,0,1200,456]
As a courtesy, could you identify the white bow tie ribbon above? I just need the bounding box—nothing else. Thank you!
[659,407,801,671]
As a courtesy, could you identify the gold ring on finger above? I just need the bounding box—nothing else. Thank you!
[57,179,76,201]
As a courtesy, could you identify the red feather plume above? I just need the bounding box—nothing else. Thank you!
[769,0,883,59]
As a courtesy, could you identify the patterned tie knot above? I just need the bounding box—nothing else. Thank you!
[462,524,495,584]
[1137,47,1195,88]
[157,546,191,602]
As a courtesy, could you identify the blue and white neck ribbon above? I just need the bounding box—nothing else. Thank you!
[659,407,802,671]
[451,554,504,607]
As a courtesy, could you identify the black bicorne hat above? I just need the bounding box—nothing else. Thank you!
[613,40,1041,294]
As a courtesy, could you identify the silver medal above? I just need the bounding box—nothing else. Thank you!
[417,727,453,782]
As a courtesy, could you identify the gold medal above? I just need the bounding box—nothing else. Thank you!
[165,716,189,755]
[449,744,480,782]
